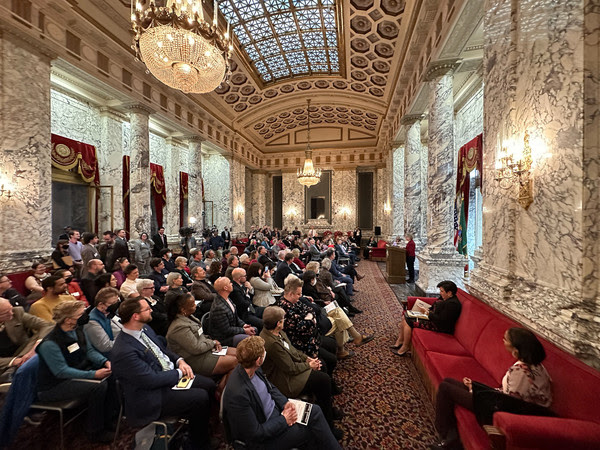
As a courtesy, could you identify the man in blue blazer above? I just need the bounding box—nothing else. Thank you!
[111,298,216,449]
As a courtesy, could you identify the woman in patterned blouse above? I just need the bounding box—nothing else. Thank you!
[431,327,552,449]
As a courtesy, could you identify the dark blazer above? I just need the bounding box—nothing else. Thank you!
[328,260,347,281]
[110,326,181,426]
[152,233,168,257]
[112,238,130,264]
[221,230,231,246]
[429,295,462,334]
[223,365,288,447]
[209,295,246,346]
[258,254,274,268]
[273,261,292,289]
[148,269,168,298]
[80,273,99,304]
[230,282,253,322]
[309,245,324,261]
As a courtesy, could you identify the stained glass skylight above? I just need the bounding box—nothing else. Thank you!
[219,0,340,83]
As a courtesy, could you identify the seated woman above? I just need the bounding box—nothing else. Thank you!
[247,262,277,307]
[431,327,553,449]
[25,262,50,302]
[119,264,140,299]
[281,275,373,364]
[111,257,129,289]
[207,260,222,284]
[259,306,343,440]
[54,268,88,305]
[51,240,73,271]
[36,300,115,443]
[83,287,122,356]
[303,268,361,315]
[165,292,237,390]
[222,336,342,450]
[392,280,462,356]
[164,272,188,305]
[173,256,194,288]
[364,236,377,259]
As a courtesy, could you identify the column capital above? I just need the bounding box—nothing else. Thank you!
[392,139,404,148]
[424,59,462,81]
[125,103,155,116]
[99,107,127,121]
[400,114,425,126]
[185,135,204,143]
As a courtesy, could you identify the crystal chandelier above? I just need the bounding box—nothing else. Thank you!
[131,0,232,94]
[297,99,322,187]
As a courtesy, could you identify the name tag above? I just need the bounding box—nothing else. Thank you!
[198,327,203,337]
[283,341,290,350]
[67,343,80,353]
[72,292,80,297]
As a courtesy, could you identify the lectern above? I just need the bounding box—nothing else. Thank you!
[386,246,406,284]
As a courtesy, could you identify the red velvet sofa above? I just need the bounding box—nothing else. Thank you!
[408,289,600,450]
[6,271,31,296]
[369,240,388,261]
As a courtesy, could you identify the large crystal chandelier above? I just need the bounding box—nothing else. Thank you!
[297,100,322,187]
[131,0,232,94]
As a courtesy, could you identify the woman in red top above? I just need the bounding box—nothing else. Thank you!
[405,234,416,283]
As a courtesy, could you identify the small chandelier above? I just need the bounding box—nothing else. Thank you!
[131,0,232,94]
[297,99,322,187]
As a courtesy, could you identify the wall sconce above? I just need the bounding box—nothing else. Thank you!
[0,169,14,200]
[188,216,197,225]
[495,131,533,209]
[234,204,244,220]
[339,207,351,220]
[287,208,298,219]
[383,201,392,214]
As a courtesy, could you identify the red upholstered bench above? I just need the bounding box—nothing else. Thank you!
[407,290,600,450]
[6,271,31,297]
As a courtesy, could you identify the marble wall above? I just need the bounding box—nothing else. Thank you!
[332,169,357,231]
[202,153,231,230]
[231,157,246,234]
[187,139,203,232]
[0,35,53,272]
[468,0,600,367]
[282,172,305,230]
[251,172,267,227]
[244,168,253,232]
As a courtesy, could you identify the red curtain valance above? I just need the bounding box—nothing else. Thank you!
[179,172,188,228]
[51,134,100,185]
[150,163,166,228]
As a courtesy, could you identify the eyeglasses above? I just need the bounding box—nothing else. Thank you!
[143,286,155,290]
[138,307,152,313]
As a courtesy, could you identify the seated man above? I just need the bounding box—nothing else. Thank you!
[0,274,26,307]
[36,300,115,443]
[209,277,256,347]
[29,275,75,322]
[147,258,169,299]
[230,268,263,331]
[222,336,342,450]
[0,297,52,381]
[111,298,216,450]
[391,280,462,356]
[136,278,169,337]
[320,258,354,298]
[334,237,356,265]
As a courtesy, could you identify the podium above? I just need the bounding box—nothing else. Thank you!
[386,246,406,284]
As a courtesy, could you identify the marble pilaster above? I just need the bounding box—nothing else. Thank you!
[98,108,125,233]
[265,174,273,227]
[230,157,246,234]
[187,138,203,231]
[202,152,230,230]
[418,70,466,294]
[420,141,429,246]
[0,34,53,271]
[252,172,267,227]
[332,169,357,231]
[244,169,253,232]
[164,138,182,237]
[403,116,423,242]
[467,0,600,367]
[128,105,152,238]
[392,145,405,238]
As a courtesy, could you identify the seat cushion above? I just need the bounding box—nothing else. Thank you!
[455,406,490,450]
[425,352,497,388]
[453,299,494,355]
[412,329,471,356]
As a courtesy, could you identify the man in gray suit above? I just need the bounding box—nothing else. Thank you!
[308,238,325,261]
[0,298,52,380]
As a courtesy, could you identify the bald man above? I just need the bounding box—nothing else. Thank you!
[0,298,52,380]
[209,277,256,347]
[230,268,263,331]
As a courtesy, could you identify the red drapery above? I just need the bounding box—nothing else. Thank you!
[179,172,189,228]
[150,163,166,228]
[51,134,100,232]
[123,156,130,238]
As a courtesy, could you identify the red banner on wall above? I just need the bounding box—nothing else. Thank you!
[179,172,188,228]
[150,163,166,228]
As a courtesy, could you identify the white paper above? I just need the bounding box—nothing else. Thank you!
[212,346,228,356]
[324,301,339,313]
[411,299,432,312]
[288,399,313,426]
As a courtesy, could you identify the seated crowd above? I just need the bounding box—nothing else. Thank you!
[0,224,374,449]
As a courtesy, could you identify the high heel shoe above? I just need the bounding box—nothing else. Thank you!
[392,349,410,357]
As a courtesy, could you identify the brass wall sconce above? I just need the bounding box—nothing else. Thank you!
[495,131,533,209]
[339,207,351,220]
[234,204,244,221]
[0,170,14,200]
[383,201,392,214]
[286,208,298,219]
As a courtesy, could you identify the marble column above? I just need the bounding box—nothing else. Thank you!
[98,108,124,233]
[332,169,357,231]
[230,156,246,234]
[0,34,53,272]
[252,172,267,227]
[402,115,424,243]
[420,138,429,246]
[418,65,466,294]
[202,151,231,230]
[187,137,203,231]
[392,144,405,238]
[164,138,182,238]
[282,172,303,229]
[128,105,152,238]
[265,174,273,227]
[244,169,253,232]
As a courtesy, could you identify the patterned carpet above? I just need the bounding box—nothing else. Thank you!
[2,260,437,449]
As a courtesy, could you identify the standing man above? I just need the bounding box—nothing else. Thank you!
[111,298,216,450]
[112,229,130,262]
[81,232,100,278]
[98,231,115,271]
[67,230,84,279]
[405,234,416,283]
[80,259,106,304]
[221,227,231,250]
[152,227,168,257]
